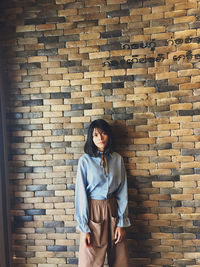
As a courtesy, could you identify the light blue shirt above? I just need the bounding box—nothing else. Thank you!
[75,151,131,233]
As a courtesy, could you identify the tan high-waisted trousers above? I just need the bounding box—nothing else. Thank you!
[78,198,129,267]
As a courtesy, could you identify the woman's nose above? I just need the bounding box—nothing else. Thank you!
[99,134,103,140]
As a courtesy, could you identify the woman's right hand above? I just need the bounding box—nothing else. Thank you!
[80,232,91,248]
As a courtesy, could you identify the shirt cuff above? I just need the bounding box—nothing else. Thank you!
[117,216,131,228]
[77,224,91,233]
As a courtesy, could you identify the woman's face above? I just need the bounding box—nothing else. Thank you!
[92,128,109,152]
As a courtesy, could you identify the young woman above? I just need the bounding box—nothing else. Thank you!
[75,119,131,267]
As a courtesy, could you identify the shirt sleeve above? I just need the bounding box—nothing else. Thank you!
[75,156,91,233]
[115,155,131,228]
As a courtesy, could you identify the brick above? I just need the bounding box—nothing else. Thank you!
[126,68,148,75]
[143,13,164,21]
[89,51,109,59]
[107,0,126,3]
[84,71,104,78]
[58,9,78,17]
[58,48,79,55]
[56,0,75,3]
[79,46,99,53]
[71,117,90,123]
[80,33,100,41]
[105,69,126,77]
[84,96,104,103]
[64,135,84,141]
[126,94,147,101]
[157,123,179,130]
[149,131,170,137]
[18,38,38,45]
[170,103,192,111]
[36,24,56,31]
[156,72,177,80]
[51,105,71,111]
[91,77,111,84]
[191,75,200,83]
[70,79,90,86]
[178,69,200,77]
[43,99,63,105]
[99,17,119,25]
[144,26,166,34]
[110,50,131,57]
[43,111,62,118]
[65,41,86,48]
[171,194,193,201]
[130,7,151,16]
[134,138,156,145]
[63,73,83,79]
[16,25,36,32]
[136,163,156,169]
[48,68,68,74]
[113,101,133,108]
[28,56,47,63]
[88,40,107,47]
[175,2,197,9]
[174,29,196,39]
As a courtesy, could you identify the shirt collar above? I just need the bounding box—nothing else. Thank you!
[97,151,113,158]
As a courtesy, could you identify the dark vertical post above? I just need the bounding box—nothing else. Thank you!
[0,72,12,267]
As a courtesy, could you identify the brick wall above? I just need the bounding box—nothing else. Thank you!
[1,0,200,266]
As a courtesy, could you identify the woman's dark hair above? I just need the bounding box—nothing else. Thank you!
[84,119,113,156]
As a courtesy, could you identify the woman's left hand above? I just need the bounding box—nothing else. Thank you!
[114,226,126,244]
